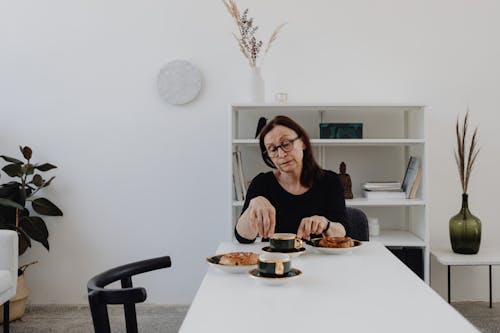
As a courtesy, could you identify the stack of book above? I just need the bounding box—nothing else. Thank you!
[232,151,247,201]
[362,156,422,200]
[362,182,406,199]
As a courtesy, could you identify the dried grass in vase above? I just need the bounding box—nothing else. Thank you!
[222,0,285,68]
[454,112,480,194]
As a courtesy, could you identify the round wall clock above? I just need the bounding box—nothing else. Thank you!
[157,60,203,105]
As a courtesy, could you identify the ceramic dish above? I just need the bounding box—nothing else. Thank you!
[309,239,362,255]
[261,246,306,258]
[248,268,302,286]
[206,253,258,274]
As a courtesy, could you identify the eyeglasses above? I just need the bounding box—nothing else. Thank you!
[264,137,300,157]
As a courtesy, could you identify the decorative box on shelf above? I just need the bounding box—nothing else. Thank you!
[319,123,363,139]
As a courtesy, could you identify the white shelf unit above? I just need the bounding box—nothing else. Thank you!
[230,103,428,282]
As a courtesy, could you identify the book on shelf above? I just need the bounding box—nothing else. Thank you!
[232,151,246,201]
[362,182,401,191]
[401,156,420,199]
[408,167,422,199]
[362,156,421,199]
[363,189,407,199]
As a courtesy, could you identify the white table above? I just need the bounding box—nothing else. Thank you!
[180,242,478,333]
[432,247,500,308]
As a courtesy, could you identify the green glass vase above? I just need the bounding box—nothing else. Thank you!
[449,193,481,254]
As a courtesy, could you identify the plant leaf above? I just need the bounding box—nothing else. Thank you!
[42,176,55,188]
[22,163,35,175]
[35,163,57,172]
[0,155,23,164]
[2,163,23,177]
[31,174,43,187]
[0,198,24,210]
[31,198,63,216]
[21,146,32,160]
[20,216,49,250]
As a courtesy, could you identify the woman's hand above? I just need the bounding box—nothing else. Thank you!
[297,215,329,240]
[237,196,276,239]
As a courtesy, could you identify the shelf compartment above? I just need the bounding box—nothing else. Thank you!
[370,230,425,247]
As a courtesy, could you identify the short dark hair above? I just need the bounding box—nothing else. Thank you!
[259,115,323,187]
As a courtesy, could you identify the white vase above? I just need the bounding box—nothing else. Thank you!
[250,67,265,103]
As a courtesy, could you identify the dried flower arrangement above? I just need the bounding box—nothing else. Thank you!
[223,0,285,68]
[454,112,480,194]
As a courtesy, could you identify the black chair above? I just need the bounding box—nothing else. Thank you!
[346,207,369,241]
[87,256,171,333]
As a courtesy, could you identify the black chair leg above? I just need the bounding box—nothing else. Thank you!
[3,301,9,333]
[88,295,111,333]
[123,304,138,333]
[121,277,138,333]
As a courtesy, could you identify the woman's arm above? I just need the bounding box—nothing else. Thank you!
[234,173,276,243]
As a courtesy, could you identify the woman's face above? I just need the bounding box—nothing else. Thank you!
[263,125,305,174]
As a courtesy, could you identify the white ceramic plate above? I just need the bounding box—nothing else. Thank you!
[261,246,306,258]
[309,239,362,255]
[206,253,258,274]
[248,268,302,286]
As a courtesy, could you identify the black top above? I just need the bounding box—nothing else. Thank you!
[235,170,349,243]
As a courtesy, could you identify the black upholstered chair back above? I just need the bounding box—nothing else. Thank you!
[87,256,171,333]
[346,207,369,241]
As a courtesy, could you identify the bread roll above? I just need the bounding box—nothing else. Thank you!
[219,252,259,266]
[318,236,354,248]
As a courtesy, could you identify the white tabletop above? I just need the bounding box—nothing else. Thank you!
[432,247,500,266]
[180,241,478,333]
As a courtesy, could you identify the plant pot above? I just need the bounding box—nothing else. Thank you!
[0,274,30,323]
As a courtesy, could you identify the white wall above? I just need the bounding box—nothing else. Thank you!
[1,0,499,304]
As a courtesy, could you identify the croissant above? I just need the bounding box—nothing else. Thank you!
[219,252,259,265]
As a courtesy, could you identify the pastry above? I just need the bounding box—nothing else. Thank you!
[318,236,354,248]
[218,252,259,266]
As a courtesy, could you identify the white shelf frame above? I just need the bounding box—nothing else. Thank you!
[230,103,428,282]
[233,138,425,146]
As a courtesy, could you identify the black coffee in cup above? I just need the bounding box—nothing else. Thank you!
[270,233,302,251]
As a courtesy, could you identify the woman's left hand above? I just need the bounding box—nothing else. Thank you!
[297,215,329,240]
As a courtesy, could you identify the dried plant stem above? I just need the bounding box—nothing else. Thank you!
[455,112,480,194]
[222,0,284,67]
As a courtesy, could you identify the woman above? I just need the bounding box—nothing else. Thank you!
[235,115,349,243]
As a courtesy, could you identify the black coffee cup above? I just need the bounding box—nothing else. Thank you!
[270,233,302,251]
[258,253,291,276]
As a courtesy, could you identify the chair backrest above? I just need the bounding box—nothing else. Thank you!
[0,230,18,300]
[87,256,171,333]
[346,207,369,241]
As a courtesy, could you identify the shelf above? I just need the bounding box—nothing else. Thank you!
[233,199,425,207]
[232,103,424,111]
[371,230,425,247]
[346,198,426,207]
[233,139,424,146]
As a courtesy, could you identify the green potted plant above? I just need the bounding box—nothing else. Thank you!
[0,145,63,323]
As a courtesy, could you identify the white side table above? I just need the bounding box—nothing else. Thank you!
[431,247,500,308]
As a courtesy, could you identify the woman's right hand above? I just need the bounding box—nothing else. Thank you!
[243,196,276,239]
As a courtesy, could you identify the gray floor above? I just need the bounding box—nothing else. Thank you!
[5,304,189,333]
[3,302,500,332]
